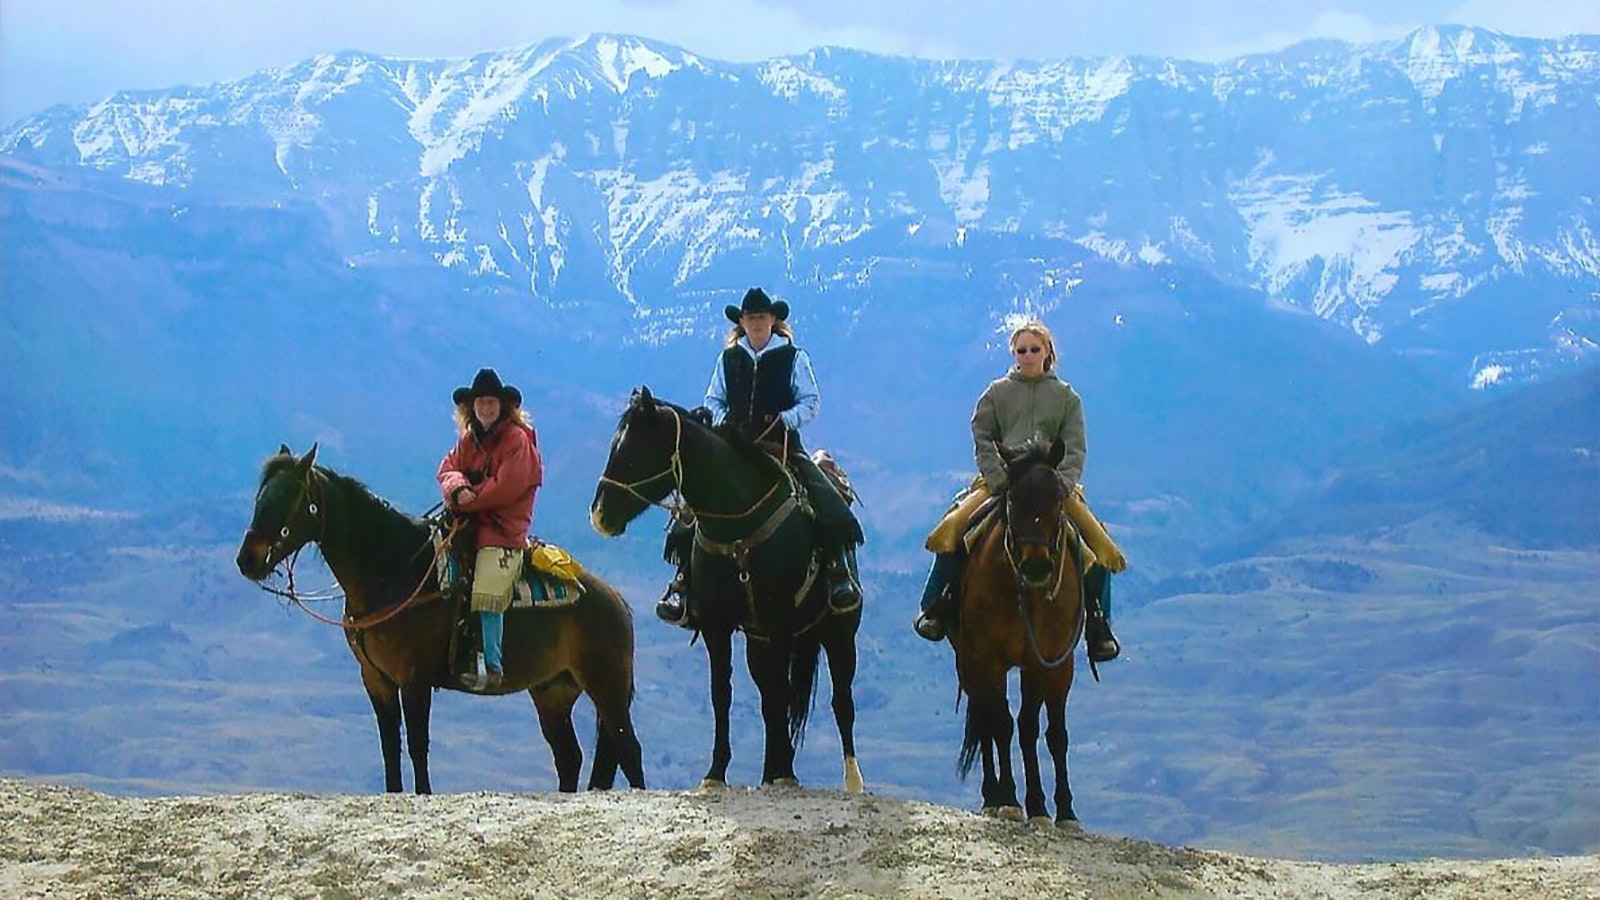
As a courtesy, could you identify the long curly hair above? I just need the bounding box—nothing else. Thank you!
[453,402,532,436]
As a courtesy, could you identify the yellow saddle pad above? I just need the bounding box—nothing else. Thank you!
[525,540,584,587]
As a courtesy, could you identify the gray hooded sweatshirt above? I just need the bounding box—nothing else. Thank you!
[971,368,1087,493]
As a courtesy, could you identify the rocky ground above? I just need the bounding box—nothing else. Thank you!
[1,779,1595,899]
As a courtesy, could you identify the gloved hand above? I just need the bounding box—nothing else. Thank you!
[687,405,715,427]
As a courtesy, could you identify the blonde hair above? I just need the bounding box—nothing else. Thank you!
[1010,320,1058,372]
[454,402,532,435]
[724,319,795,349]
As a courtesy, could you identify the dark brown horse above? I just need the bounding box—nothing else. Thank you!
[954,438,1084,825]
[235,444,645,794]
[590,388,865,793]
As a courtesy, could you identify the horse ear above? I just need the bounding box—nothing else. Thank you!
[296,443,319,472]
[278,443,293,456]
[1046,437,1066,468]
[633,385,656,410]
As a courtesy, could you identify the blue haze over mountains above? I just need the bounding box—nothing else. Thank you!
[0,26,1596,860]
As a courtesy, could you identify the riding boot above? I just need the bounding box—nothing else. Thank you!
[1083,565,1121,663]
[824,545,862,609]
[912,552,960,641]
[654,569,694,628]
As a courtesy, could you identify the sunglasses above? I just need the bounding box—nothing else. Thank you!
[1013,345,1045,355]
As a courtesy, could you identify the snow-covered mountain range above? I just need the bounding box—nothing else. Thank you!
[5,26,1597,387]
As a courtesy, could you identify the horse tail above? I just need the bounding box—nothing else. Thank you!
[787,637,823,748]
[957,699,983,778]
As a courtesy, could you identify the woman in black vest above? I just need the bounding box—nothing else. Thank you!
[656,287,864,627]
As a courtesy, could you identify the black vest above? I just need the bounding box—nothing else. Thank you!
[722,343,799,435]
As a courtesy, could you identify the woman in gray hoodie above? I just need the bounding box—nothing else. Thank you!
[913,321,1126,663]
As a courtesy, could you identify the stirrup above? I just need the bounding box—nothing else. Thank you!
[655,576,693,628]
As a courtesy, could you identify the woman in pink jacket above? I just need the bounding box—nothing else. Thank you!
[437,368,542,689]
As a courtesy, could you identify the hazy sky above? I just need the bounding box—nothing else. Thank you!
[4,0,1598,124]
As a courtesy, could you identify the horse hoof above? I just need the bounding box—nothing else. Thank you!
[1028,815,1052,828]
[843,757,865,795]
[697,779,727,791]
[1057,818,1082,832]
[982,806,1024,822]
[766,777,800,789]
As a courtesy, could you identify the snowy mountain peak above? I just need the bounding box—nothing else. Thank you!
[3,27,1596,386]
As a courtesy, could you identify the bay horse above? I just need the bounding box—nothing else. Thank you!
[589,387,865,792]
[954,438,1084,825]
[235,444,646,794]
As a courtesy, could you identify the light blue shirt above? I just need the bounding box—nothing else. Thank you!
[703,334,821,432]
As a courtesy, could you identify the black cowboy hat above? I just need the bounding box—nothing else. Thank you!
[724,287,790,325]
[452,368,522,407]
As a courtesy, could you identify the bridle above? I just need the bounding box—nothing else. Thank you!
[596,403,790,526]
[250,467,326,573]
[1002,492,1071,598]
[249,467,458,632]
[1001,480,1080,670]
[596,402,812,627]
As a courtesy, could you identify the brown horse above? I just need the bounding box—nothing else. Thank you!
[235,444,645,794]
[954,438,1084,825]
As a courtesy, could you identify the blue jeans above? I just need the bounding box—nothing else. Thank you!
[479,611,504,673]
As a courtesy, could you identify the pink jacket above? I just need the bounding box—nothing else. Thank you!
[437,419,542,549]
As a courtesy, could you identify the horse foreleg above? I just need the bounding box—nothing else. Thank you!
[701,629,735,788]
[1017,671,1048,823]
[400,683,434,795]
[1045,676,1077,826]
[531,687,583,792]
[823,626,864,793]
[748,634,797,786]
[360,667,405,793]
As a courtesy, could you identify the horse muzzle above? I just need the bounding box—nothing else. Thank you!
[1017,552,1055,589]
[589,505,625,537]
[236,531,275,581]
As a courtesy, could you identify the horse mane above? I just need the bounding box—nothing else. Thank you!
[258,452,299,487]
[259,453,425,539]
[626,396,775,468]
[1002,437,1057,479]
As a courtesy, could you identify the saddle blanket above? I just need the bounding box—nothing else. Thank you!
[513,540,585,609]
[433,529,586,610]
